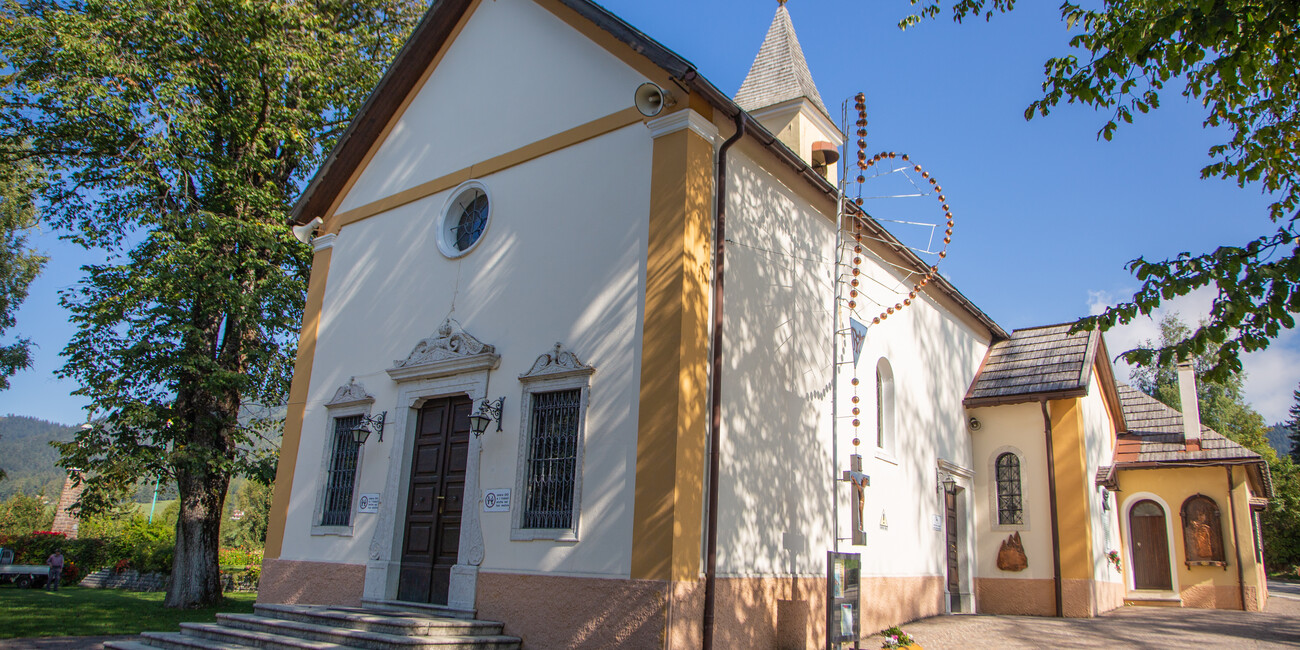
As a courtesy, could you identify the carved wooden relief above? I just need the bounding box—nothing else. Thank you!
[997,531,1028,572]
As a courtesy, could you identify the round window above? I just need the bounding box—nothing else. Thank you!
[437,182,491,258]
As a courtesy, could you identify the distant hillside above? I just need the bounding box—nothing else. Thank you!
[1269,423,1294,459]
[0,415,78,500]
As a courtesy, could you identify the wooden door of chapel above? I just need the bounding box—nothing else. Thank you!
[1129,499,1173,591]
[945,490,960,611]
[398,396,471,604]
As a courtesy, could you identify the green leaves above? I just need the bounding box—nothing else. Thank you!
[0,0,422,605]
[0,149,46,390]
[909,0,1300,383]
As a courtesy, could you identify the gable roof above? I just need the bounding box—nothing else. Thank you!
[734,4,830,118]
[1113,382,1273,497]
[288,0,1006,340]
[965,323,1101,405]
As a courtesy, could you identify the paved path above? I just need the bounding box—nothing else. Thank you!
[895,580,1300,649]
[6,582,1300,649]
[0,637,131,650]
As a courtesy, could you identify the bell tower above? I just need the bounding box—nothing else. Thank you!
[735,1,843,178]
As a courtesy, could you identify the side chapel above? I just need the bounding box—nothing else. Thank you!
[262,1,1274,647]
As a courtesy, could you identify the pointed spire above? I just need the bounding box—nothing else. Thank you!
[735,2,829,118]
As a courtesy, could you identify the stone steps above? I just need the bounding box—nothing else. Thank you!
[103,601,521,650]
[253,604,502,637]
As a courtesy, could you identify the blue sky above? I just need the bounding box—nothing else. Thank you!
[2,0,1294,423]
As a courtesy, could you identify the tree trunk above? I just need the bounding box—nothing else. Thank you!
[164,460,231,608]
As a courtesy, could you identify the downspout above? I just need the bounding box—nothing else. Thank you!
[702,113,745,650]
[1040,399,1064,618]
[1227,466,1247,610]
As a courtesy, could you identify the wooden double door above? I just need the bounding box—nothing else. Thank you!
[398,396,471,604]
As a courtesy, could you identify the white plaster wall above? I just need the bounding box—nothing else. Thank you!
[716,150,837,577]
[715,147,991,578]
[969,403,1055,580]
[337,0,648,213]
[1081,377,1123,584]
[839,266,989,581]
[280,123,652,578]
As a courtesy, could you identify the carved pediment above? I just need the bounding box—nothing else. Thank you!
[326,378,374,409]
[388,318,500,382]
[519,343,594,382]
[394,319,495,367]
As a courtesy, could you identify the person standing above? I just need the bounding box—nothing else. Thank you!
[46,549,64,591]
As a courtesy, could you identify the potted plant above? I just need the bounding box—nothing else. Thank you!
[1106,549,1122,573]
[880,625,920,649]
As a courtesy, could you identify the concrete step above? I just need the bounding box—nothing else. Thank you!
[134,630,262,650]
[215,614,519,650]
[253,604,504,637]
[361,599,476,621]
[1125,591,1182,608]
[176,622,360,650]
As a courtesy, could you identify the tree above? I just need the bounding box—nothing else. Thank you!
[0,0,423,607]
[1286,385,1300,464]
[0,153,46,391]
[0,492,53,536]
[906,1,1300,382]
[222,477,271,549]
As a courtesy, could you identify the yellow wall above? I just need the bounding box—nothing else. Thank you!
[1117,466,1263,610]
[629,114,715,583]
[1049,399,1094,580]
[264,244,333,559]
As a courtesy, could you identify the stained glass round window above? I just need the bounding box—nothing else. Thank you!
[437,182,491,258]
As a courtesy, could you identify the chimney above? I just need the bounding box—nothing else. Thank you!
[1177,362,1202,446]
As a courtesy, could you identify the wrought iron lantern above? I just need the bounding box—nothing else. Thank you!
[350,411,387,444]
[469,397,505,437]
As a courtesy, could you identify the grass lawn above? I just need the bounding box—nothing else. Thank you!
[0,586,257,638]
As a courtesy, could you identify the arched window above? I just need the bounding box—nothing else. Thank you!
[1180,494,1226,565]
[995,453,1023,525]
[875,358,894,452]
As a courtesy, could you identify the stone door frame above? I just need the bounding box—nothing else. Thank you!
[363,319,499,611]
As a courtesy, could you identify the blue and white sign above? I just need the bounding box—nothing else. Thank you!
[483,488,511,512]
[357,493,381,513]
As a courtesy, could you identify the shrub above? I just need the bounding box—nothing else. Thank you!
[218,547,263,569]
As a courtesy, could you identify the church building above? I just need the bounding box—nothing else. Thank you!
[262,1,1273,647]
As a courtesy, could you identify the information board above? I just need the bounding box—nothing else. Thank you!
[826,551,861,649]
[483,488,511,512]
[357,493,381,513]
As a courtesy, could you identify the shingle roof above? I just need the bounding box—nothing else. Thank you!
[964,324,1098,405]
[1115,383,1262,463]
[734,4,830,118]
[1114,382,1273,497]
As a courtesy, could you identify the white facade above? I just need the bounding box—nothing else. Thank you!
[279,0,663,605]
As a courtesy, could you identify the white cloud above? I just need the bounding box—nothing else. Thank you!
[1087,286,1300,423]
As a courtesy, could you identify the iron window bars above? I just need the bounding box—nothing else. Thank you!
[521,389,582,529]
[322,415,363,526]
[996,452,1024,525]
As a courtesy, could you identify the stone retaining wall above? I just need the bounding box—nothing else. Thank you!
[80,568,169,592]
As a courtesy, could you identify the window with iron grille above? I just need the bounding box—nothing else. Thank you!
[321,415,362,527]
[521,389,582,530]
[996,452,1023,525]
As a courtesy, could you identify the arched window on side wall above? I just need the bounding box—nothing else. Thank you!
[995,452,1023,525]
[1181,494,1226,565]
[875,358,894,453]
